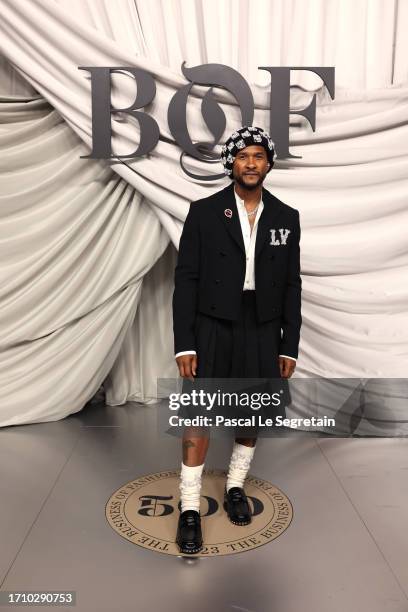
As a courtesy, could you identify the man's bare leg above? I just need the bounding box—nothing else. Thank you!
[182,427,210,465]
[235,436,256,448]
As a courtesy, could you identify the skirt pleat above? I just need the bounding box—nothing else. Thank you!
[196,291,281,379]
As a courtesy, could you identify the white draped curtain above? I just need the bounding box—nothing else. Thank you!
[0,0,407,427]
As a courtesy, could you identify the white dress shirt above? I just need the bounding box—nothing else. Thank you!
[175,187,296,362]
[236,189,263,291]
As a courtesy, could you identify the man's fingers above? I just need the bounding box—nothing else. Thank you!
[184,360,192,379]
[285,360,296,378]
[279,357,296,378]
[176,355,197,380]
[178,361,185,378]
[192,355,197,377]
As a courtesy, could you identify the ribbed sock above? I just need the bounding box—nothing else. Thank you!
[179,462,204,513]
[226,442,256,491]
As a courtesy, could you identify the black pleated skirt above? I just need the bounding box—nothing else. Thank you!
[195,291,281,378]
[179,291,289,431]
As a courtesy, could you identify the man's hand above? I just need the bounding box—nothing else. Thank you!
[279,356,296,378]
[176,354,197,380]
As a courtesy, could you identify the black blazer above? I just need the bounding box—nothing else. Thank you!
[173,182,302,358]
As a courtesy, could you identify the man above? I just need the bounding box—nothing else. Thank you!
[172,126,302,554]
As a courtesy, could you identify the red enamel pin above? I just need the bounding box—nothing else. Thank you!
[224,208,233,218]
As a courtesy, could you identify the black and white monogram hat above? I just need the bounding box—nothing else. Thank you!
[221,126,277,178]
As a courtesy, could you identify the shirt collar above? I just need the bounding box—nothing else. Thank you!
[234,186,264,211]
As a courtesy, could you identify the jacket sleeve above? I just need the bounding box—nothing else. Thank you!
[279,209,302,359]
[172,202,200,354]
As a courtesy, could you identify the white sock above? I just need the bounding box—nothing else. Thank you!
[179,462,204,513]
[226,442,256,492]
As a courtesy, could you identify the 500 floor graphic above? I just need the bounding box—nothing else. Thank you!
[106,469,293,556]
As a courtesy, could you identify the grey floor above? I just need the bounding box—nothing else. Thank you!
[1,399,408,612]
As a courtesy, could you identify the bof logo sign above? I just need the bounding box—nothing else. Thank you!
[80,63,335,180]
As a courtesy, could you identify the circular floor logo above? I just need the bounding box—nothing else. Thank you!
[106,468,293,556]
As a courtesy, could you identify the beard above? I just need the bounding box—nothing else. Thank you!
[234,172,265,190]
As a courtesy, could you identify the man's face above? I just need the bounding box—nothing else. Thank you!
[232,145,269,190]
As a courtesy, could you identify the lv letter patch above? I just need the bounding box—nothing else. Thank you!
[270,229,291,246]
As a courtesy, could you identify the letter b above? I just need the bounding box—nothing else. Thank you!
[79,66,160,158]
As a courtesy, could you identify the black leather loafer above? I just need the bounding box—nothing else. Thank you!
[224,487,252,526]
[176,510,203,554]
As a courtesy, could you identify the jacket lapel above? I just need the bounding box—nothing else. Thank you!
[213,183,245,254]
[255,187,285,258]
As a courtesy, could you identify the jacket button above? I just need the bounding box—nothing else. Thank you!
[220,251,226,257]
[271,307,277,312]
[215,279,220,284]
[211,304,216,310]
[269,254,275,260]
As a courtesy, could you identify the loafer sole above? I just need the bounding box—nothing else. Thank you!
[176,540,203,555]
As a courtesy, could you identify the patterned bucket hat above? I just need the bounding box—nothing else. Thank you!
[221,126,277,178]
